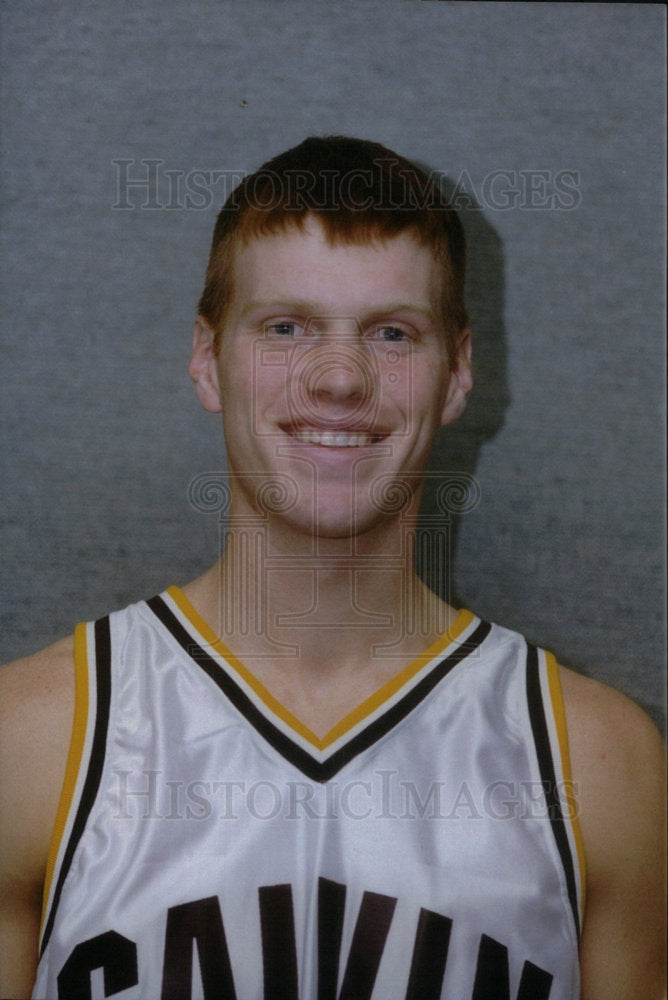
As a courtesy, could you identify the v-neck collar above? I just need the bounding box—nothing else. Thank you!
[147,586,491,782]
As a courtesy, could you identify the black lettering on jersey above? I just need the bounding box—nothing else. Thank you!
[404,907,453,999]
[161,895,236,999]
[57,930,138,999]
[472,933,553,1000]
[316,878,397,999]
[259,884,299,1000]
[56,889,556,998]
[317,877,347,1000]
[337,887,397,999]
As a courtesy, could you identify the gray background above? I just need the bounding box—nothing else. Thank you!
[1,2,665,729]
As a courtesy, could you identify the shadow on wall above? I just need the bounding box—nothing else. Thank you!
[417,177,509,605]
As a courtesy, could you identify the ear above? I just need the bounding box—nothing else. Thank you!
[189,317,222,413]
[440,329,473,426]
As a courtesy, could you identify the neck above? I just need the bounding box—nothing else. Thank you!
[184,511,457,677]
[180,511,461,736]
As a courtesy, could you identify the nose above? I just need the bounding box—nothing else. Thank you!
[290,329,377,426]
[310,344,370,402]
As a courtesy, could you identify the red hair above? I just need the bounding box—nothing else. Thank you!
[198,136,468,360]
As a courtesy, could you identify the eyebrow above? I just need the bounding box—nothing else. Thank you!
[238,299,319,321]
[238,300,437,323]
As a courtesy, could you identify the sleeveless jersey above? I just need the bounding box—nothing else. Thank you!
[33,586,585,1000]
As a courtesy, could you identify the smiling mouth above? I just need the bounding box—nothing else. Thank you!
[289,428,385,447]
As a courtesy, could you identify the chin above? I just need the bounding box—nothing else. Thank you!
[287,503,397,542]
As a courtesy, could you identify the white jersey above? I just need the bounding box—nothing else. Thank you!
[34,587,584,999]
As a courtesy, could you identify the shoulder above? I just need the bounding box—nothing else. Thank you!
[1,633,75,707]
[558,665,664,811]
[1,635,75,764]
[559,666,666,997]
[0,636,75,997]
[558,665,664,859]
[0,636,75,884]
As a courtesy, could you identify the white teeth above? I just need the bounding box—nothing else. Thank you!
[292,429,379,447]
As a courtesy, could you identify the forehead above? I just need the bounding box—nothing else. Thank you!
[227,218,442,319]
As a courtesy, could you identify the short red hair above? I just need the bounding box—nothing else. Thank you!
[198,136,468,361]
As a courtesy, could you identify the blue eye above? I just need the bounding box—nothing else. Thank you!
[376,326,406,342]
[267,322,302,337]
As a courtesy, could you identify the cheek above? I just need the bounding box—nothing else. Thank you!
[398,360,448,421]
[217,345,255,397]
[220,353,288,431]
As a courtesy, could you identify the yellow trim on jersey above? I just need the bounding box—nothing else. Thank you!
[324,609,474,746]
[545,651,587,920]
[40,623,90,936]
[167,586,473,752]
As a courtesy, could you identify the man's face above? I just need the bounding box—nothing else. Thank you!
[192,218,471,542]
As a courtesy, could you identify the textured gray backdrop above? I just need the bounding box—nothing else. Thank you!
[1,2,665,728]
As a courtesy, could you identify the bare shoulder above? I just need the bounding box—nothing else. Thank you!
[0,635,75,787]
[559,666,666,999]
[0,636,75,997]
[1,635,75,867]
[558,664,664,868]
[559,665,664,796]
[0,635,75,865]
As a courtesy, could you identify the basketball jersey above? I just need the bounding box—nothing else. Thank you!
[33,586,584,1000]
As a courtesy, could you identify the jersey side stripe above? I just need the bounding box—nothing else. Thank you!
[544,651,586,926]
[147,594,491,782]
[39,623,91,943]
[525,643,581,939]
[39,616,113,957]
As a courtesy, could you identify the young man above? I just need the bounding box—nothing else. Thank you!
[0,137,664,999]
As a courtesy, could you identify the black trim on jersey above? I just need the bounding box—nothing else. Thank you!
[147,595,491,783]
[525,643,581,939]
[40,617,113,958]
